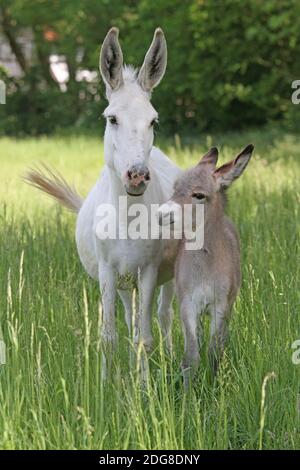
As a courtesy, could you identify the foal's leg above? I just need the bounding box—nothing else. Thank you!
[180,297,200,389]
[208,302,230,375]
[157,280,174,354]
[99,263,117,380]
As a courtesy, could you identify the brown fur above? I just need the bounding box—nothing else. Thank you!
[166,145,254,386]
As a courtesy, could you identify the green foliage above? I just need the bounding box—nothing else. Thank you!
[0,0,300,135]
[187,0,300,131]
[0,78,104,136]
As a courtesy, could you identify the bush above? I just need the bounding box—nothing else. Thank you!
[1,0,299,136]
[127,0,300,133]
[0,77,104,136]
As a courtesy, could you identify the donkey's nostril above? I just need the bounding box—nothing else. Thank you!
[126,165,150,183]
[127,169,140,180]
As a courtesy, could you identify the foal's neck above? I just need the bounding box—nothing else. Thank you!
[203,192,227,250]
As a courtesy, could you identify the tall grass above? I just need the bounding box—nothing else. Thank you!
[0,130,299,449]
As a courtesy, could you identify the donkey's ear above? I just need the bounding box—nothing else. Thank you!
[99,27,124,93]
[138,28,167,92]
[214,144,254,188]
[198,147,219,167]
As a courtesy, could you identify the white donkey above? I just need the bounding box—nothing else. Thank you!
[25,28,182,370]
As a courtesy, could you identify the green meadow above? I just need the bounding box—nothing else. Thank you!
[0,129,299,449]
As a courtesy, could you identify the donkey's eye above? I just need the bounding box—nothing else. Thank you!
[192,192,206,201]
[108,116,118,125]
[150,118,158,127]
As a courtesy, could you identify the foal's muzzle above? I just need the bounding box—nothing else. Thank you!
[124,163,150,196]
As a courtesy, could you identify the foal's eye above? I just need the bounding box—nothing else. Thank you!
[108,116,118,125]
[192,192,206,201]
[150,118,158,128]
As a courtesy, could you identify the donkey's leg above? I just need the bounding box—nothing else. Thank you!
[118,289,132,336]
[99,262,117,380]
[118,289,139,368]
[208,302,230,375]
[157,280,174,354]
[138,265,158,352]
[180,297,200,389]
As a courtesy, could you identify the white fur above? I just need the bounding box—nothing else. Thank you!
[76,64,182,373]
[25,30,182,378]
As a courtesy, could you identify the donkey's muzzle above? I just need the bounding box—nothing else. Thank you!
[124,163,150,196]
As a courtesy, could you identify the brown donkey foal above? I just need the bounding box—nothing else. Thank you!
[158,144,254,386]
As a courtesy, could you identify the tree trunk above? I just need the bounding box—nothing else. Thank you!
[0,6,28,73]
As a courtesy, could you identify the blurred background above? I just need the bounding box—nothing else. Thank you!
[0,0,299,137]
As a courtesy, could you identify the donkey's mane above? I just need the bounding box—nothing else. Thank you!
[122,65,138,83]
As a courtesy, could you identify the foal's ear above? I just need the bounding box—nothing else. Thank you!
[214,144,254,188]
[198,147,219,167]
[138,28,167,92]
[99,27,124,94]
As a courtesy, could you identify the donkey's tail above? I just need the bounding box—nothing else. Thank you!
[24,165,83,213]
